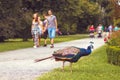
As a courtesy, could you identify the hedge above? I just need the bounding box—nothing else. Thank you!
[106,46,120,66]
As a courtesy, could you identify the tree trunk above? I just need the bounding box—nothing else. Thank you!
[0,36,5,42]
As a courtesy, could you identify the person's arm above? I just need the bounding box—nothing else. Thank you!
[38,17,43,29]
[39,21,43,32]
[54,16,58,31]
[44,20,48,31]
[31,20,34,31]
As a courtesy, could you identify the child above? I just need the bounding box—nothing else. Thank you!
[42,13,48,47]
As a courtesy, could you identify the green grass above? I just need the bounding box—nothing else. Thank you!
[0,34,88,52]
[37,46,120,80]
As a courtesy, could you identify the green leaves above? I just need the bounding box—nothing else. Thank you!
[0,0,32,42]
[0,0,114,41]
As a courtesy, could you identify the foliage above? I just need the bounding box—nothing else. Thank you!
[0,0,21,41]
[114,19,120,27]
[106,46,120,66]
[108,31,120,46]
[0,0,32,42]
[106,31,120,66]
[17,12,33,41]
[90,0,114,26]
[0,0,115,41]
[37,46,120,80]
[21,0,102,34]
[77,0,101,33]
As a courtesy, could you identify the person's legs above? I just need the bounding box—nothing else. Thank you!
[37,29,42,47]
[50,38,54,48]
[31,30,35,45]
[50,28,55,48]
[43,30,48,47]
[38,36,41,47]
[48,28,51,38]
[51,38,54,45]
[34,32,38,48]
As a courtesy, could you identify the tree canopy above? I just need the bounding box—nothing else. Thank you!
[0,0,117,42]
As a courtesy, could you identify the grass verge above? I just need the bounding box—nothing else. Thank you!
[0,34,88,52]
[37,46,120,80]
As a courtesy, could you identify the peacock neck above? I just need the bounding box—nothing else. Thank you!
[87,49,92,54]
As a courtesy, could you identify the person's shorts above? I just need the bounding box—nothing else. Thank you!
[48,27,56,38]
[42,30,48,39]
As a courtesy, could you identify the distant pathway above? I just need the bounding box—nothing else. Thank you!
[0,38,104,80]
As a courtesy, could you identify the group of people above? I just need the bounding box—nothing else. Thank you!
[89,24,104,38]
[31,10,58,48]
[89,24,119,38]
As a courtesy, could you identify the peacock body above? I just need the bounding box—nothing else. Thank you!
[53,45,92,63]
[35,42,94,72]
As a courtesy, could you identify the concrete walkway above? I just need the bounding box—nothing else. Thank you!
[0,38,104,80]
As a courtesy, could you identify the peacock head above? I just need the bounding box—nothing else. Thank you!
[87,45,93,50]
[87,41,94,50]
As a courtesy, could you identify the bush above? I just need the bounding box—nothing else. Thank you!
[108,30,120,46]
[106,31,120,66]
[106,46,120,66]
[114,18,120,27]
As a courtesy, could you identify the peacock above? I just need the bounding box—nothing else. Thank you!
[35,42,94,72]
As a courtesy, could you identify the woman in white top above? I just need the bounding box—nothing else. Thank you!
[31,13,43,48]
[97,24,103,38]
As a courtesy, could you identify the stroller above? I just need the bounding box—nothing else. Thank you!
[89,25,95,38]
[89,30,95,38]
[97,30,102,38]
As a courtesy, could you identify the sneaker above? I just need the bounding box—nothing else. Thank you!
[33,46,37,48]
[50,45,54,48]
[37,45,40,47]
[43,44,47,47]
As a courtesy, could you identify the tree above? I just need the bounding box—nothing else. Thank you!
[12,0,102,34]
[0,0,111,42]
[0,0,21,42]
[76,0,101,33]
[0,0,32,42]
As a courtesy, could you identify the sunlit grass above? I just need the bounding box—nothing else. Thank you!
[0,34,88,52]
[37,46,120,80]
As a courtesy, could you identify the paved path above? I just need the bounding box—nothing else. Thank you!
[0,38,104,80]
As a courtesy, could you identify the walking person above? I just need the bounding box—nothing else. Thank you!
[47,10,58,48]
[114,26,119,31]
[31,13,43,48]
[97,24,103,38]
[108,24,113,35]
[42,12,49,47]
[89,25,95,38]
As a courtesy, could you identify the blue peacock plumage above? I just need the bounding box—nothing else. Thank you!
[35,42,94,72]
[53,45,93,63]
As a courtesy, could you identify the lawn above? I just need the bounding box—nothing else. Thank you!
[37,46,120,80]
[0,34,88,52]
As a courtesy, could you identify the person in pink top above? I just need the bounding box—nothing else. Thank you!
[89,25,95,32]
[89,25,95,38]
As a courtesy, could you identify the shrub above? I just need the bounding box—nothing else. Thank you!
[114,18,120,27]
[108,30,120,46]
[106,31,120,66]
[106,46,120,66]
